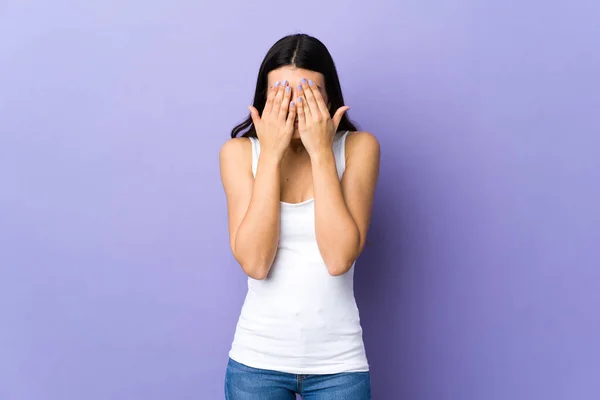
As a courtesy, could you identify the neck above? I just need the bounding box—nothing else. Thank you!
[288,138,306,154]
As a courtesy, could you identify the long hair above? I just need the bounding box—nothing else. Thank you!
[231,33,358,138]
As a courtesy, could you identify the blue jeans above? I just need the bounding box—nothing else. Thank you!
[225,358,371,400]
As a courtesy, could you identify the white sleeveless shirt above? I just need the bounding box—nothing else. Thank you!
[228,130,369,374]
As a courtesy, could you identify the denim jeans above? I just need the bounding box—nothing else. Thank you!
[224,358,371,400]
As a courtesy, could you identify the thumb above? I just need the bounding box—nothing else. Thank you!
[332,106,350,131]
[248,106,260,126]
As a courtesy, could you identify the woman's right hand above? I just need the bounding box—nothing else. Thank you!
[248,81,296,160]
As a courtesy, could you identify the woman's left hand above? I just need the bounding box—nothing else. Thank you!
[296,78,350,157]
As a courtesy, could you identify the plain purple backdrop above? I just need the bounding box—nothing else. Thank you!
[1,1,599,399]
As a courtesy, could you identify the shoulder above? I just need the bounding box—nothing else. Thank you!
[219,137,253,180]
[219,137,252,163]
[345,131,380,161]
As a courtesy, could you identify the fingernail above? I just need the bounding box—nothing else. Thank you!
[282,80,288,86]
[297,85,302,91]
[285,86,290,93]
[298,97,302,102]
[308,80,315,86]
[275,81,280,87]
[301,78,307,84]
[290,101,295,107]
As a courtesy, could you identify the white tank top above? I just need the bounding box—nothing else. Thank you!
[228,130,369,374]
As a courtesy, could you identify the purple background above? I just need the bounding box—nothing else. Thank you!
[1,1,599,399]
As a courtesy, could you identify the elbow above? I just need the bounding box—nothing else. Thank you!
[245,265,269,280]
[238,258,272,280]
[232,244,274,280]
[322,239,361,277]
[326,258,356,277]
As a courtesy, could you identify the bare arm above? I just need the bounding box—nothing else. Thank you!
[311,132,380,275]
[219,81,296,279]
[219,139,282,279]
[295,78,380,276]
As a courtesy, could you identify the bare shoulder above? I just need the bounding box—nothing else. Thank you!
[219,137,252,162]
[345,131,380,162]
[219,137,253,183]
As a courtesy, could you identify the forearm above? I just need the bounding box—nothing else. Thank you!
[234,153,281,279]
[311,149,361,275]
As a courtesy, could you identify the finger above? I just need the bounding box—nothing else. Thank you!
[307,80,329,115]
[264,81,281,115]
[271,83,285,116]
[285,100,297,131]
[278,82,292,121]
[296,96,307,131]
[300,78,319,117]
[248,105,260,126]
[296,83,311,119]
[332,106,350,131]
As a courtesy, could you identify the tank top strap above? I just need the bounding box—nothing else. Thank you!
[332,130,350,180]
[248,136,261,178]
[248,131,349,180]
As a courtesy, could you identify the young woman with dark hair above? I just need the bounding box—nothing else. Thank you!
[220,33,380,400]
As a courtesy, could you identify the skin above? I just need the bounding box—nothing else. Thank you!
[220,66,380,279]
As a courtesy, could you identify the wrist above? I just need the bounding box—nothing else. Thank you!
[258,151,283,167]
[310,147,335,166]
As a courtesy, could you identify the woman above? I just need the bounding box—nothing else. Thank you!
[219,33,380,399]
